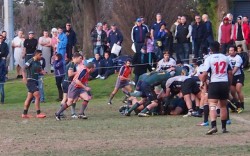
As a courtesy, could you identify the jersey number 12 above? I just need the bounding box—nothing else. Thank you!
[214,61,226,74]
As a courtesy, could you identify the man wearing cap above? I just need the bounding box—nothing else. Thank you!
[131,18,149,53]
[91,22,107,57]
[218,16,233,54]
[23,31,38,62]
[233,16,248,52]
[107,23,123,56]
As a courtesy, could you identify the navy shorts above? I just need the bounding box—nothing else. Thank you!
[208,82,229,100]
[140,82,157,101]
[232,74,244,86]
[62,81,71,93]
[26,79,39,93]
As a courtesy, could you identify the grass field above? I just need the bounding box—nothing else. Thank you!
[0,71,250,156]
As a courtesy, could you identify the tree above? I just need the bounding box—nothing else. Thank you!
[40,0,73,31]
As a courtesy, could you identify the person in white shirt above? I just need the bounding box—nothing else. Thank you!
[199,41,232,135]
[228,46,244,113]
[12,30,25,78]
[156,51,176,71]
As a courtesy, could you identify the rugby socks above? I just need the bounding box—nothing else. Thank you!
[221,120,227,129]
[240,102,244,109]
[36,110,41,115]
[211,121,216,128]
[140,107,149,114]
[226,105,230,120]
[79,100,88,115]
[198,107,203,115]
[56,104,69,116]
[23,109,28,115]
[108,93,115,103]
[127,102,140,114]
[216,108,220,116]
[71,103,76,115]
[203,105,209,123]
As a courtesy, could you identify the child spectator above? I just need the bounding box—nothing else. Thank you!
[53,53,65,101]
[145,33,155,66]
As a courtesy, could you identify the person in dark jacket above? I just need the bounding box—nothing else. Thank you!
[108,23,123,57]
[0,35,9,104]
[91,22,107,57]
[64,23,77,61]
[192,15,206,59]
[176,16,192,63]
[23,31,38,62]
[155,23,168,61]
[53,53,65,101]
[96,52,114,80]
[132,46,153,85]
[90,53,102,79]
[202,14,214,54]
[131,18,149,53]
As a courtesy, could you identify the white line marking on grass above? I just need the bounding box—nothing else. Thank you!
[231,116,250,125]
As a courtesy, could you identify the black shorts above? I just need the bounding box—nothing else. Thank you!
[171,98,188,114]
[141,82,157,101]
[232,74,244,86]
[62,81,71,93]
[26,79,39,93]
[208,82,229,100]
[181,78,200,96]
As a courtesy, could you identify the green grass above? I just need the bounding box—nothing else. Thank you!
[0,72,250,156]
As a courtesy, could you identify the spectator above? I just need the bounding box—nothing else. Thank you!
[57,27,68,62]
[38,57,46,102]
[132,46,152,85]
[53,53,65,101]
[164,28,174,56]
[12,30,25,78]
[175,16,192,63]
[202,14,214,54]
[2,31,10,80]
[233,16,248,52]
[107,23,123,57]
[23,31,38,62]
[145,33,155,66]
[38,30,52,73]
[96,52,114,80]
[91,22,107,57]
[90,53,102,79]
[102,22,110,52]
[102,22,110,37]
[0,35,9,104]
[192,15,206,58]
[64,23,77,61]
[151,13,166,41]
[170,16,181,57]
[155,23,168,61]
[131,18,149,53]
[156,51,176,71]
[51,28,58,54]
[218,17,233,54]
[140,16,149,31]
[242,16,250,50]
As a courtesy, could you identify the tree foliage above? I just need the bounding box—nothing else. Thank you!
[40,0,73,31]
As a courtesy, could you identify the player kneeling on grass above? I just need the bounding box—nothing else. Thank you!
[55,62,95,120]
[108,59,133,105]
[22,50,46,118]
